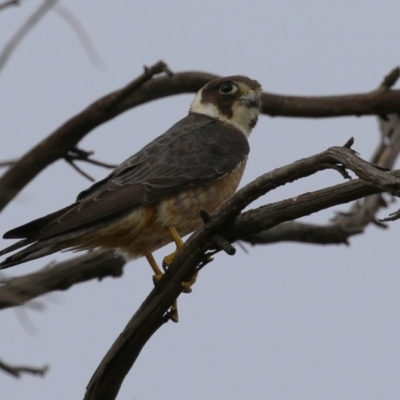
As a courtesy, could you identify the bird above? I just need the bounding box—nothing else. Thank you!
[0,75,262,319]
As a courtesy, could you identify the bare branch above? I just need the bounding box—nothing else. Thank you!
[0,0,19,12]
[64,147,117,182]
[84,143,400,400]
[242,221,356,246]
[0,0,57,73]
[0,357,48,378]
[0,159,17,168]
[380,66,400,89]
[261,66,400,119]
[65,158,96,182]
[244,111,400,247]
[65,147,117,170]
[0,250,125,310]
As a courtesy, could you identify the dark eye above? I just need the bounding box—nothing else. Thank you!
[219,83,237,94]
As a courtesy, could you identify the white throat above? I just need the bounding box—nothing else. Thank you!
[190,89,257,138]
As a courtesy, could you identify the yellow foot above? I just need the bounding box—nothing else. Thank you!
[162,248,197,294]
[181,271,198,293]
[162,250,177,270]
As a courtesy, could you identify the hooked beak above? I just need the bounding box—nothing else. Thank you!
[239,90,259,108]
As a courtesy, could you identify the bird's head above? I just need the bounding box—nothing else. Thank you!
[190,75,262,137]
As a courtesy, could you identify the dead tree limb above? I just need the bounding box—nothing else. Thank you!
[242,70,400,247]
[0,250,125,310]
[242,221,358,246]
[243,111,400,246]
[0,0,19,12]
[0,357,48,378]
[0,0,57,73]
[84,143,400,400]
[262,66,400,118]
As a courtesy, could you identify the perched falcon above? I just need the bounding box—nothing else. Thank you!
[0,76,262,279]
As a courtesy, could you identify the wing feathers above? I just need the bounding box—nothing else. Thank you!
[2,113,249,247]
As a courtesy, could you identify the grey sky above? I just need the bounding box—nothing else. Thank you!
[1,1,400,399]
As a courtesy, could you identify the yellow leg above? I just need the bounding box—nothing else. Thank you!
[163,226,184,267]
[163,226,198,294]
[168,226,184,248]
[163,226,184,266]
[145,253,178,323]
[146,253,163,277]
[146,226,198,323]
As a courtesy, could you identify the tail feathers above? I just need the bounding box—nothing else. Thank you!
[0,240,66,269]
[3,204,74,240]
[1,224,95,269]
[0,238,33,257]
[1,205,77,269]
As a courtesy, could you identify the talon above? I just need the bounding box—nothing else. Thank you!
[181,283,192,293]
[169,301,179,323]
[181,271,198,293]
[163,250,177,269]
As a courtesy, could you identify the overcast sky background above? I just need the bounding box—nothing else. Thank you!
[1,1,400,399]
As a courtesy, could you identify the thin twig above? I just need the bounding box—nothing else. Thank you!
[0,159,17,168]
[0,0,19,12]
[0,357,48,378]
[65,147,117,168]
[380,66,400,89]
[64,147,117,181]
[0,0,57,73]
[65,159,95,182]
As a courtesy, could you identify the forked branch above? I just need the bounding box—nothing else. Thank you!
[84,142,400,400]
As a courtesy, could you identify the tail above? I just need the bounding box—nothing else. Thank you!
[0,239,66,269]
[0,204,76,269]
